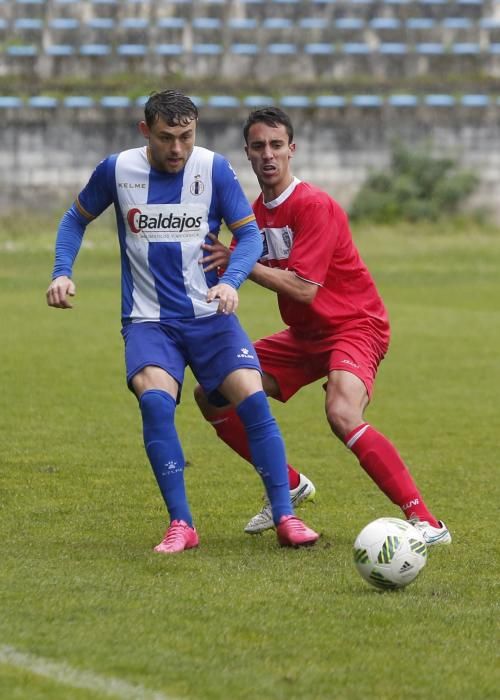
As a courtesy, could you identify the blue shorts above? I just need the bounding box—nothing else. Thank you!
[121,315,262,402]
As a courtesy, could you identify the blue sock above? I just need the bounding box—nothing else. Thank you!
[236,391,293,524]
[139,389,192,526]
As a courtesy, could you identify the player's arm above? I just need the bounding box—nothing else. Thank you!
[202,233,317,304]
[46,158,114,309]
[211,155,263,290]
[253,197,338,303]
[249,263,319,304]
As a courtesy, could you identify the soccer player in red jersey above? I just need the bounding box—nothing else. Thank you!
[195,107,451,546]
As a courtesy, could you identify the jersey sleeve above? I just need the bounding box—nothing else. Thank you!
[52,157,116,279]
[287,196,339,286]
[212,154,262,289]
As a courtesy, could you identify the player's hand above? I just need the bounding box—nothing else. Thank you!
[46,275,76,309]
[200,233,231,273]
[206,283,238,315]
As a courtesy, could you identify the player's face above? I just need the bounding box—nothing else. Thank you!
[245,122,295,199]
[140,116,196,173]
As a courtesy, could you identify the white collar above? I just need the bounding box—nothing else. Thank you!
[263,177,301,209]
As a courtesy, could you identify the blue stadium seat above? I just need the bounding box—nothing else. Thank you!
[243,95,274,107]
[231,43,260,55]
[489,43,500,54]
[86,18,115,30]
[192,18,222,30]
[406,18,436,30]
[206,96,240,108]
[352,95,383,107]
[100,96,132,108]
[424,94,456,106]
[388,94,419,106]
[155,44,184,55]
[0,96,23,108]
[460,94,490,106]
[479,18,500,30]
[117,44,147,56]
[6,45,38,56]
[304,43,334,54]
[442,18,473,29]
[188,95,204,107]
[46,44,75,55]
[63,96,95,108]
[0,20,7,31]
[342,43,371,54]
[192,44,223,55]
[263,19,294,30]
[279,95,311,107]
[452,43,480,54]
[416,43,445,54]
[336,18,365,30]
[379,43,408,54]
[49,18,80,30]
[228,18,258,30]
[15,0,44,4]
[267,43,297,54]
[370,18,401,30]
[121,18,149,30]
[28,96,59,108]
[157,18,186,29]
[315,95,347,107]
[298,18,328,30]
[79,44,111,56]
[14,19,43,30]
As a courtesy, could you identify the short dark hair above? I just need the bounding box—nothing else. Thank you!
[243,107,294,144]
[144,90,198,128]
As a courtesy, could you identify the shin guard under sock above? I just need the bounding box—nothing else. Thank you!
[140,389,192,525]
[236,391,292,523]
[209,406,301,488]
[346,423,439,526]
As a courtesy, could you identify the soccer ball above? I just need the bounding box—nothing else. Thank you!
[353,517,427,590]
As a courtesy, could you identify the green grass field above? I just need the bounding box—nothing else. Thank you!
[0,214,498,699]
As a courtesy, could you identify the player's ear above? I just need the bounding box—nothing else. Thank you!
[138,120,150,139]
[289,142,296,157]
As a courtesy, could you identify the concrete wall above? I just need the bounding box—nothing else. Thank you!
[2,104,500,221]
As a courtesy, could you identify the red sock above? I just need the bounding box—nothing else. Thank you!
[209,407,301,489]
[345,423,439,526]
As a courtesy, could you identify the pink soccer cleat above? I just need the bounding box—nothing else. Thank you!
[276,515,320,548]
[154,520,199,554]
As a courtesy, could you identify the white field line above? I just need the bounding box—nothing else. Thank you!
[0,645,184,700]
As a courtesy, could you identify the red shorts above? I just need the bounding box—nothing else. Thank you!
[254,323,390,402]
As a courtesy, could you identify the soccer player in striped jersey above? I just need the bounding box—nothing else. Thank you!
[46,92,319,553]
[196,107,451,547]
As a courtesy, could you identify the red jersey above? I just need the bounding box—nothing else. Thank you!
[252,179,389,338]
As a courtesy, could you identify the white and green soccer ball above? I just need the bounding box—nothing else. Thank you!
[353,517,428,590]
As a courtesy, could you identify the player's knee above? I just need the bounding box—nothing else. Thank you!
[193,383,206,410]
[325,399,361,441]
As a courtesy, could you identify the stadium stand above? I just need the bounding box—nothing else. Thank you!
[0,0,498,106]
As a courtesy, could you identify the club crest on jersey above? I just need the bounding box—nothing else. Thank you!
[126,203,208,242]
[281,227,292,254]
[190,175,205,196]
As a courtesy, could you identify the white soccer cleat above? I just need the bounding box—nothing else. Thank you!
[244,473,316,534]
[410,519,452,546]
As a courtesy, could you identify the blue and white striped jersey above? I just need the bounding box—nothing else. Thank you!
[52,145,262,323]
